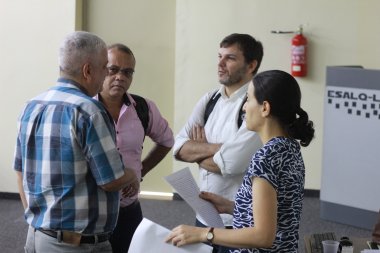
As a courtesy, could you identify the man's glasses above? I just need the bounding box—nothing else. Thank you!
[107,65,135,78]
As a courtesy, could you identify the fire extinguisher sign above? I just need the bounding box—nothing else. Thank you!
[291,32,307,77]
[292,45,306,71]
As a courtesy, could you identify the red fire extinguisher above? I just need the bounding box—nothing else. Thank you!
[291,26,307,77]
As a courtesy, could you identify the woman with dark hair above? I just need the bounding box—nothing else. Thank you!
[166,70,315,253]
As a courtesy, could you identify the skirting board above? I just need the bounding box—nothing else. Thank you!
[1,189,321,201]
[320,200,378,230]
[0,192,19,200]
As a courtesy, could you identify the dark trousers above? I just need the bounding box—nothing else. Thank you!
[195,219,237,253]
[110,200,143,253]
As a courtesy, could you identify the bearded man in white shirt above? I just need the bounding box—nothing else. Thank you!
[173,33,264,253]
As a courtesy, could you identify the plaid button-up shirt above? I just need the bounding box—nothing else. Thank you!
[13,78,125,234]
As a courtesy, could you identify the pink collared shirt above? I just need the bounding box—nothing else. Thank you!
[94,93,174,207]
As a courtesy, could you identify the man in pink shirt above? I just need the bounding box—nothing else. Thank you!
[95,43,174,253]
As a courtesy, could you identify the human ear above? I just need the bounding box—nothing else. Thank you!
[261,101,271,117]
[248,60,258,74]
[82,63,91,80]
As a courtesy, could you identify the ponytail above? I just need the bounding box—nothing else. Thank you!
[287,108,315,147]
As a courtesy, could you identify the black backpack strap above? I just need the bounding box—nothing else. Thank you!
[130,94,150,135]
[237,96,247,128]
[204,91,221,125]
[204,90,246,128]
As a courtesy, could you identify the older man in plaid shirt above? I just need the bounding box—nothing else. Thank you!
[13,31,139,253]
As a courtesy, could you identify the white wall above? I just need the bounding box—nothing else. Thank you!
[0,0,80,192]
[84,0,176,193]
[173,0,380,190]
[1,0,379,194]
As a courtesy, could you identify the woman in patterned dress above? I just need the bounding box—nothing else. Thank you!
[166,70,315,253]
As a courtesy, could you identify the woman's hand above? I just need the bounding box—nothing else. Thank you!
[165,225,208,247]
[200,191,235,214]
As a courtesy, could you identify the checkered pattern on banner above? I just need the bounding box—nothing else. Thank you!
[327,88,380,120]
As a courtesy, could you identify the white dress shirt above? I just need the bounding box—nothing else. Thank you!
[173,82,262,226]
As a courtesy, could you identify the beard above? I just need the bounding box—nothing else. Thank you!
[219,65,249,87]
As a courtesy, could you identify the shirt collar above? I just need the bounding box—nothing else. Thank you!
[122,93,136,106]
[57,77,88,94]
[219,80,250,99]
[93,92,135,106]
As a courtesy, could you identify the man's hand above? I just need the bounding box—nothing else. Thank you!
[121,170,140,197]
[102,168,139,192]
[190,125,207,143]
[175,125,221,164]
[121,183,139,197]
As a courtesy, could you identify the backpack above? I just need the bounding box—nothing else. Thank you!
[204,91,246,128]
[125,94,150,135]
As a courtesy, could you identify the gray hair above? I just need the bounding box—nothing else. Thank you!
[59,31,107,77]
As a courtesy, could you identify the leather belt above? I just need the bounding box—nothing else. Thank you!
[37,228,111,244]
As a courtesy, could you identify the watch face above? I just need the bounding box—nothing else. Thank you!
[207,227,214,242]
[207,231,214,241]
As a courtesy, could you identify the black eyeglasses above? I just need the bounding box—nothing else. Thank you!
[107,65,135,78]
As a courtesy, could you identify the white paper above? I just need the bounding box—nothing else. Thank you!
[129,218,212,253]
[165,167,224,228]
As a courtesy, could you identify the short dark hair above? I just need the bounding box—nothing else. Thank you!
[252,70,315,146]
[220,33,263,75]
[107,43,135,61]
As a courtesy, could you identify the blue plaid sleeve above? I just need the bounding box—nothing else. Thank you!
[79,110,125,185]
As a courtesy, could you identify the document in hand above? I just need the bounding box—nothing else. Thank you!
[129,218,212,253]
[165,167,224,228]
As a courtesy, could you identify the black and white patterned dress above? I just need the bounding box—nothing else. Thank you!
[232,137,305,253]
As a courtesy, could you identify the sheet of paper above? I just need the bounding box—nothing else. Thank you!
[165,167,224,228]
[129,218,212,253]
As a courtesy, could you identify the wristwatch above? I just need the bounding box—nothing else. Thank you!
[206,227,214,243]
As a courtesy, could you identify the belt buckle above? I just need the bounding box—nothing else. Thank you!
[62,231,82,246]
